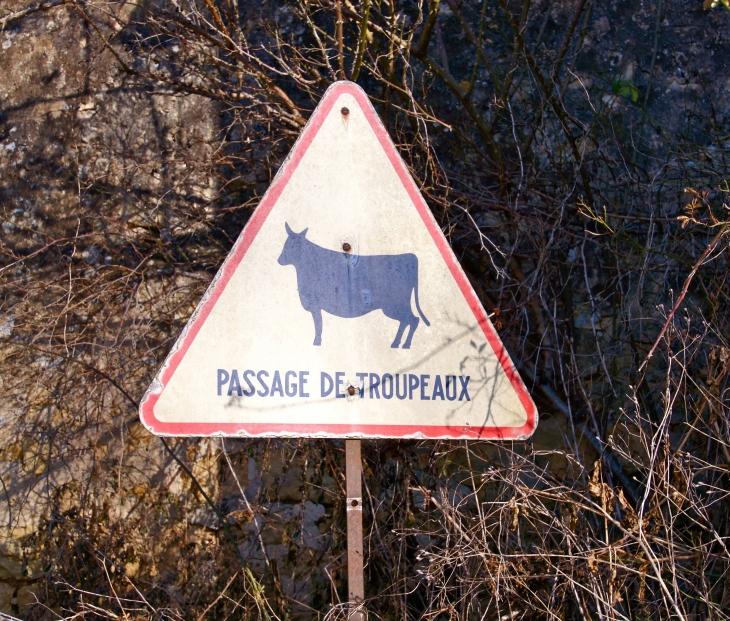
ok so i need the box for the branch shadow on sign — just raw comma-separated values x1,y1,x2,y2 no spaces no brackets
219,314,528,437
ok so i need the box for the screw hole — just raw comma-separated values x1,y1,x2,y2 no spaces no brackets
347,385,357,396
341,106,350,116
351,499,358,507
342,242,352,253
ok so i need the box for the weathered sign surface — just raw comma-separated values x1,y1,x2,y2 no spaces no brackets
140,81,537,439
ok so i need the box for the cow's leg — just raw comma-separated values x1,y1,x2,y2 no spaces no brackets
387,305,418,349
402,316,420,349
311,308,323,346
391,321,407,349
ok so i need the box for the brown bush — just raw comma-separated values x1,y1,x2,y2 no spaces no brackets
0,0,729,619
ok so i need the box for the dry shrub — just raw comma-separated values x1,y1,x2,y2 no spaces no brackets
1,0,729,619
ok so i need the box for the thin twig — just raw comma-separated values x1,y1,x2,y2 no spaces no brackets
351,0,371,81
0,0,67,28
336,0,345,79
639,223,730,371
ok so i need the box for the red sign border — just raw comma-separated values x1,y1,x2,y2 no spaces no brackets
139,81,537,440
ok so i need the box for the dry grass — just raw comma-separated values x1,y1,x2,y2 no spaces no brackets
1,0,729,619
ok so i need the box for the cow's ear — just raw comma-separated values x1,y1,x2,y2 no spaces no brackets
285,222,294,236
300,227,308,238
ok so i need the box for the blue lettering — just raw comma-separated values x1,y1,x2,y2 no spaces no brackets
395,374,407,400
242,370,255,397
355,373,368,398
270,371,284,397
446,375,457,401
408,374,419,399
227,369,242,396
321,372,334,397
220,369,453,400
336,372,346,398
382,373,393,399
369,373,381,399
299,371,310,397
420,375,430,400
284,371,297,397
217,369,229,396
256,371,269,397
458,376,471,401
432,375,445,400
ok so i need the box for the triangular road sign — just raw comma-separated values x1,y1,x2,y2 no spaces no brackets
140,82,537,440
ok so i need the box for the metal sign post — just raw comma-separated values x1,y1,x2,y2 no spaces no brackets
345,439,365,620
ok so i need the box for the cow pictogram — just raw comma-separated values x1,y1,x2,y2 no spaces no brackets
278,223,430,348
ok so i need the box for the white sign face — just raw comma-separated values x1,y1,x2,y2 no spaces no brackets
140,82,537,439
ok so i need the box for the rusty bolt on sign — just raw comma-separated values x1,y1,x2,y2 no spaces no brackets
347,385,358,396
342,242,352,253
341,106,350,116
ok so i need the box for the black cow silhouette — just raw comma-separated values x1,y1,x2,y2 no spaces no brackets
277,223,430,349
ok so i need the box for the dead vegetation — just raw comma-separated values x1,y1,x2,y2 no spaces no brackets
1,0,729,619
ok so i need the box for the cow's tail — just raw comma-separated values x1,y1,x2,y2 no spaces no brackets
413,276,430,327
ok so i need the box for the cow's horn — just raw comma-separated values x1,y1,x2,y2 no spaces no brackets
285,222,294,236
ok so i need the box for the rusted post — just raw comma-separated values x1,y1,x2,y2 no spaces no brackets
345,439,365,620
